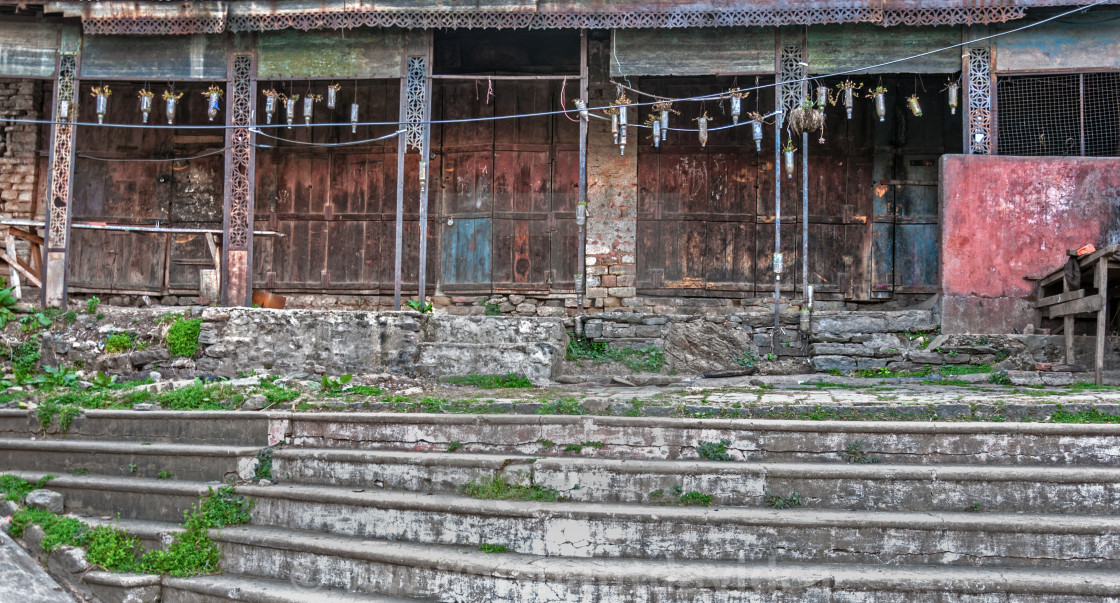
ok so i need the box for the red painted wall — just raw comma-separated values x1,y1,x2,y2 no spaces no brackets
940,154,1120,333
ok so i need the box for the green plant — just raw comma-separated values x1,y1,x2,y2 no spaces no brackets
0,284,21,328
346,385,382,396
447,373,533,389
536,398,587,415
764,492,803,509
566,334,609,361
462,474,559,502
86,297,101,314
537,439,556,448
483,301,501,316
567,336,668,372
405,299,433,313
695,439,733,462
837,441,879,464
969,503,982,512
156,383,243,411
19,311,52,333
104,332,134,354
765,353,776,361
563,441,605,453
1,474,54,502
254,448,273,481
157,470,172,480
166,317,203,357
939,364,992,376
40,365,79,389
988,371,1012,385
320,373,354,395
1048,405,1120,424
734,349,758,368
129,464,138,473
479,542,509,553
10,339,40,380
447,441,462,453
677,491,713,507
72,467,89,476
63,311,76,324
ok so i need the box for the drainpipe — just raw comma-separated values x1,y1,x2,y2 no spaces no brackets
772,84,783,353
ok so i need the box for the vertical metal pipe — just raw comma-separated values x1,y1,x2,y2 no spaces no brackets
773,80,782,352
393,58,407,310
802,130,809,298
576,30,589,321
417,42,433,308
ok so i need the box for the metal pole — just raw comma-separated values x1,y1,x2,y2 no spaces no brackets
802,130,809,297
576,30,588,321
773,81,782,353
417,53,433,308
393,59,407,310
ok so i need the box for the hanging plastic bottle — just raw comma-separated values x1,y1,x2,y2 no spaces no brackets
697,115,708,148
58,98,71,122
652,120,661,148
947,83,960,115
327,84,340,110
730,95,741,124
783,141,795,178
303,94,320,125
660,110,669,141
92,86,111,125
264,90,280,124
751,119,763,152
611,113,618,144
204,85,222,122
871,87,887,122
285,94,298,129
843,87,855,119
618,105,628,154
907,94,923,117
138,89,154,124
350,102,360,134
816,85,829,110
162,90,182,125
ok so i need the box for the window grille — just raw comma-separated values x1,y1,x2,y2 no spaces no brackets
996,72,1120,157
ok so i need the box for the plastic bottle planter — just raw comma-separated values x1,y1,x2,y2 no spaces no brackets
730,95,741,124
350,102,360,133
697,115,709,148
751,120,763,152
162,91,182,125
618,105,628,155
660,110,669,141
843,88,855,119
816,86,829,112
285,95,299,129
871,89,887,122
91,86,111,125
947,83,960,115
138,90,154,124
611,113,618,144
303,94,321,125
327,84,340,110
907,95,923,117
263,90,280,124
203,86,223,122
58,99,71,122
783,144,795,178
773,252,784,275
652,120,661,148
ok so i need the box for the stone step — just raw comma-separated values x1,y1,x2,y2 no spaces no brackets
36,474,1120,569
0,439,259,482
286,413,1120,466
0,409,271,446
162,574,414,602
272,447,1120,514
96,517,1120,603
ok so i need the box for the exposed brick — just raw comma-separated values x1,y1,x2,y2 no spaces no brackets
607,287,636,298
600,274,617,288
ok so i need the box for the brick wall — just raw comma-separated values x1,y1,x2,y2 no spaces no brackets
0,78,43,280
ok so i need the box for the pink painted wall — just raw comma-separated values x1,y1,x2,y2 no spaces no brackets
940,155,1120,333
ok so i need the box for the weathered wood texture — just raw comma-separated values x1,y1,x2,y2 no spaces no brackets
67,82,224,295
81,35,226,80
994,11,1120,72
252,79,412,292
807,24,961,74
0,21,58,78
432,79,579,294
611,28,775,76
258,29,403,79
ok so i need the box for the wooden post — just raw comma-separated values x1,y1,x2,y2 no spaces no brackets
5,234,21,300
1064,261,1075,366
1096,258,1109,385
221,51,257,307
43,36,81,309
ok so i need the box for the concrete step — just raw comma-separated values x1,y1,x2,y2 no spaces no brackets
97,517,1120,603
0,439,259,482
273,447,1120,514
0,409,271,446
162,574,418,602
287,412,1120,465
35,474,1120,569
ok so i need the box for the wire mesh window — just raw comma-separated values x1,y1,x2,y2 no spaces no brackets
997,72,1120,156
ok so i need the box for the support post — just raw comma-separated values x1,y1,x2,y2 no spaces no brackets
221,52,257,307
393,54,408,310
965,46,993,155
802,130,809,298
400,45,430,308
43,37,80,309
576,29,588,319
1096,259,1108,385
775,40,804,351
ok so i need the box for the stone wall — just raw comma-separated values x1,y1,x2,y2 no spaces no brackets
0,78,42,281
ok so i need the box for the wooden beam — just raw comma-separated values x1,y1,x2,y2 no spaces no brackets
8,227,43,245
1078,243,1120,268
1050,295,1102,318
1097,259,1109,386
1036,289,1086,308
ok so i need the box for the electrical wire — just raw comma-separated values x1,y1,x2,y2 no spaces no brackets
0,0,1107,133
250,127,405,146
76,148,227,162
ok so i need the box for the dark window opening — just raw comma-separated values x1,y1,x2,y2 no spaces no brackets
433,29,580,75
997,72,1120,157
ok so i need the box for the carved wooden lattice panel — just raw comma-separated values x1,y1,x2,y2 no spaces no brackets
967,47,992,155
405,56,427,152
46,53,77,251
226,54,254,250
779,44,806,118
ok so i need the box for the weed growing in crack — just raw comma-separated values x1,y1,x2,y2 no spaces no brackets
462,474,559,502
479,542,510,553
837,441,880,464
764,492,803,509
695,439,733,462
